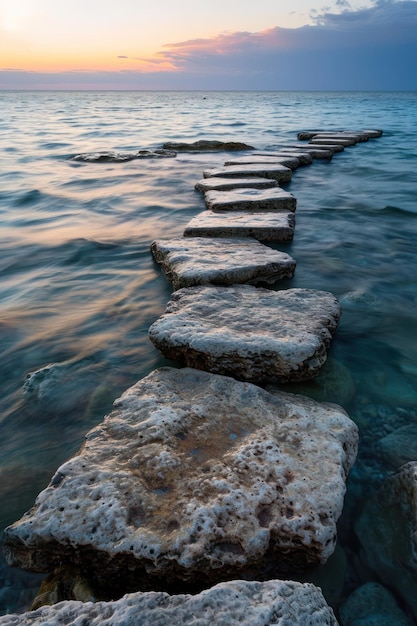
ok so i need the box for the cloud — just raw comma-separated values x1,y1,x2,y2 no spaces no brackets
1,0,416,90
117,55,129,59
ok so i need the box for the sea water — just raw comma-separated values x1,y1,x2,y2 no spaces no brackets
0,91,416,616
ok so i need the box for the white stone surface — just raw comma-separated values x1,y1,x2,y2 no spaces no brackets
224,155,300,170
4,367,357,589
183,210,295,241
0,579,338,626
203,163,292,183
151,237,296,289
149,285,341,382
204,188,296,212
195,177,278,192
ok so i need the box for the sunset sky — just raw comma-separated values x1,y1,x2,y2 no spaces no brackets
1,0,416,90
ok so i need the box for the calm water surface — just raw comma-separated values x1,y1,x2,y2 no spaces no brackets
0,91,416,616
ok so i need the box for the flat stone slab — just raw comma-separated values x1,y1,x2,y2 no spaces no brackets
297,130,382,140
149,286,341,383
195,177,278,192
183,210,295,241
256,151,313,165
203,163,292,183
151,237,296,289
308,139,349,149
204,187,297,212
279,145,334,159
224,155,300,170
163,140,255,151
0,579,338,626
4,367,357,593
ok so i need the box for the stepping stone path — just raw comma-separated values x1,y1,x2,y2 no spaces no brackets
4,368,358,592
0,580,338,626
151,237,296,290
2,128,382,623
149,286,341,383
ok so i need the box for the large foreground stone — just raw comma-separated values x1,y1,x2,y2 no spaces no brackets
4,367,357,595
204,188,296,212
195,177,278,192
355,462,417,621
203,163,292,183
151,237,296,289
0,580,338,626
184,210,295,241
149,286,341,382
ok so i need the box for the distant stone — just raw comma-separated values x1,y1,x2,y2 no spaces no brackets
282,145,334,159
195,177,278,192
256,151,313,165
151,237,296,289
0,579,338,626
203,163,292,183
360,129,383,138
183,209,295,241
149,286,341,383
308,139,349,149
4,367,357,594
340,582,413,626
204,187,297,212
297,130,382,140
309,136,356,146
224,155,300,170
355,461,417,621
311,133,366,143
162,140,254,151
72,149,176,162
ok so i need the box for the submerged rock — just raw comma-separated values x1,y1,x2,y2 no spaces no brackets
149,286,341,383
0,579,338,626
151,237,296,290
4,367,357,594
355,462,417,621
339,582,413,626
162,140,254,151
71,149,176,162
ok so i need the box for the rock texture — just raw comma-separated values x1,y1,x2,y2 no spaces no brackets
151,237,296,290
355,462,417,621
203,163,292,183
148,286,341,383
183,210,295,241
224,155,301,170
204,188,297,212
163,140,254,151
256,151,313,165
195,177,278,192
339,582,413,626
0,579,338,626
4,367,357,594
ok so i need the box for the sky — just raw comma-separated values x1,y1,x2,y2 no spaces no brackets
0,0,416,90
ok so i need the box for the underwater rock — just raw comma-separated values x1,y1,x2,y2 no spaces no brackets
203,163,292,183
149,286,341,383
195,176,278,192
355,462,417,621
378,424,417,470
204,187,297,212
162,140,254,151
151,237,296,290
71,149,177,162
339,582,413,626
0,579,338,626
4,368,357,593
183,209,295,242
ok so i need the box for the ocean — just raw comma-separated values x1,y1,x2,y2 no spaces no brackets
0,91,416,617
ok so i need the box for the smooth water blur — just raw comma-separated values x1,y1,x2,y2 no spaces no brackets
0,91,416,615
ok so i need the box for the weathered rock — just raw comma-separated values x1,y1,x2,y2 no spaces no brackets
0,579,338,626
195,177,278,192
297,130,382,140
224,155,300,170
162,140,254,151
30,566,97,610
151,237,296,290
355,462,417,621
339,582,413,626
149,286,341,383
184,209,295,241
4,367,357,594
203,163,292,183
281,145,334,159
204,188,296,212
307,140,347,150
309,137,356,146
378,424,417,469
310,133,365,143
256,151,313,165
71,149,176,162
